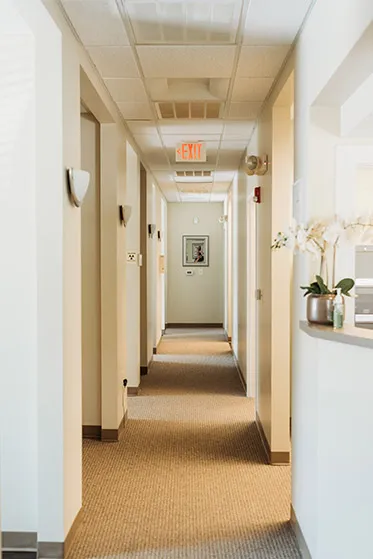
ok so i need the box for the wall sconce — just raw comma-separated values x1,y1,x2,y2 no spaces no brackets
148,224,156,238
218,215,228,224
67,168,90,207
157,230,162,242
245,154,269,176
119,205,132,227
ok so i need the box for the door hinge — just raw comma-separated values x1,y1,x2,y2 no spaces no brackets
255,289,262,301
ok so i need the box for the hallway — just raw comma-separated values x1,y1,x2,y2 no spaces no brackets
70,330,299,559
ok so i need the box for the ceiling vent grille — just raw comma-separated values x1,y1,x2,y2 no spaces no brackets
175,170,213,177
156,102,223,120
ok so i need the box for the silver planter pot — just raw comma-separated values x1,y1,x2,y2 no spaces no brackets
307,293,335,325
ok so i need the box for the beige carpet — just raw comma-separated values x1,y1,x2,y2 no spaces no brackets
69,329,300,559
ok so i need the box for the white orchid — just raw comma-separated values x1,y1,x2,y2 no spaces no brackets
322,218,345,246
272,215,373,290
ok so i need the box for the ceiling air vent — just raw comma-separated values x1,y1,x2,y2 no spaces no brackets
156,102,223,120
175,170,212,178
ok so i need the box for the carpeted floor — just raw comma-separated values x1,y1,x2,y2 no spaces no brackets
69,329,300,559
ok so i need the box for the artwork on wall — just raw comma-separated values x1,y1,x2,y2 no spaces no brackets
182,235,209,267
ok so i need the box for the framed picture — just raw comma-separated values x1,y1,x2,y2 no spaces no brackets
182,235,209,267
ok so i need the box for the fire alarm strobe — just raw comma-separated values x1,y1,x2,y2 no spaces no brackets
253,186,261,204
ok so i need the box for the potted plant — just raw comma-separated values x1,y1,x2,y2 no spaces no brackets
272,216,373,325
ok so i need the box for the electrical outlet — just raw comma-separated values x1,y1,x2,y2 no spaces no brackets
127,252,136,263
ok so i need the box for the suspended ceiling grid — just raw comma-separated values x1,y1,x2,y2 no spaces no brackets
61,0,312,202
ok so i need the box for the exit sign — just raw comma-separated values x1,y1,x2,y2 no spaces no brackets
176,142,206,162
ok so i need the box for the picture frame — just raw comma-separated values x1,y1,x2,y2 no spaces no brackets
182,235,209,267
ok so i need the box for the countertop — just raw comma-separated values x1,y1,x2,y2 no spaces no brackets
300,320,373,349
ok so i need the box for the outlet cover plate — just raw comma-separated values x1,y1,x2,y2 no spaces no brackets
127,252,136,263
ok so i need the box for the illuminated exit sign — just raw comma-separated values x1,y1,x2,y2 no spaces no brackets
176,142,206,162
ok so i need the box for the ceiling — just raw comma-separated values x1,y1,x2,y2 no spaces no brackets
61,0,313,202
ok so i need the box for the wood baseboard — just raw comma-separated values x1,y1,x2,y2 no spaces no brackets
2,532,37,559
290,506,312,559
127,386,141,396
2,512,83,559
101,410,128,442
231,351,247,393
82,425,101,440
255,412,290,465
165,323,223,328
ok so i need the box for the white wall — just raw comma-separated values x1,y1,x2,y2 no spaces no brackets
0,0,66,543
231,170,249,385
146,178,165,353
290,1,373,555
125,143,140,387
81,114,101,427
167,203,224,324
0,11,38,534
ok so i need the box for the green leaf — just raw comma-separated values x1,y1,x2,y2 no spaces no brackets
316,275,331,294
300,281,322,295
335,277,355,296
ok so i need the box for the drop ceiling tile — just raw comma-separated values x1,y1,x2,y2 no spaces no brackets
161,134,222,148
214,170,236,182
223,121,255,140
171,148,218,167
62,0,129,46
210,192,227,202
105,78,148,102
134,134,163,151
117,102,153,120
127,121,158,135
147,77,230,102
136,46,236,78
231,77,274,102
159,120,224,135
162,189,180,202
237,46,289,78
220,140,248,151
212,181,232,193
87,47,139,78
162,136,220,150
126,1,242,45
243,0,312,45
145,150,170,170
228,102,261,120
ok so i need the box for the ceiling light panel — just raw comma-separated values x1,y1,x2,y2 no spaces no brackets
136,46,236,78
243,0,313,45
87,46,139,78
61,0,129,46
237,46,289,78
125,1,242,45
